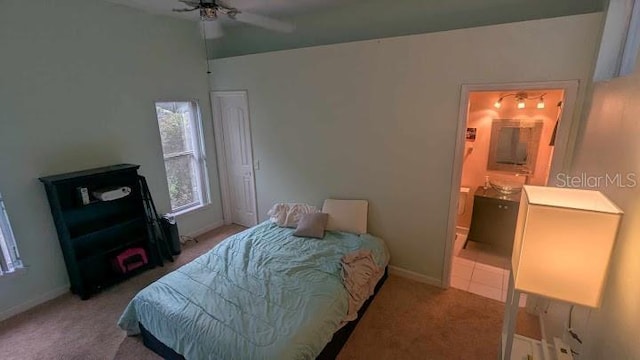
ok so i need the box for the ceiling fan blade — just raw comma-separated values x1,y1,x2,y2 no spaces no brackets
216,0,233,8
173,7,199,12
201,20,224,39
179,0,202,6
233,12,295,33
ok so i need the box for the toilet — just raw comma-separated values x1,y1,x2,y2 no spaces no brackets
458,187,470,215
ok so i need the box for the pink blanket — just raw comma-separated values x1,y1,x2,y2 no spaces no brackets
341,249,385,322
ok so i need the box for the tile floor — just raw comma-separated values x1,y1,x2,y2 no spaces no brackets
450,232,527,307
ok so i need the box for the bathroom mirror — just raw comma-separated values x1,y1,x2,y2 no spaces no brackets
487,119,543,174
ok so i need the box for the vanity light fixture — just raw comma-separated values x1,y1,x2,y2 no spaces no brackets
494,92,547,110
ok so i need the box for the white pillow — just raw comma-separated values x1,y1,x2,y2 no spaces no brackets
267,203,317,228
322,199,368,235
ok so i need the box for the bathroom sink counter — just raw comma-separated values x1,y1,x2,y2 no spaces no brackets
474,186,521,203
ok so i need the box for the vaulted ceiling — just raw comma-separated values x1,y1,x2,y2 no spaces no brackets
102,0,604,59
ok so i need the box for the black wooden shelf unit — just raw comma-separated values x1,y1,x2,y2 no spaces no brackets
40,164,157,299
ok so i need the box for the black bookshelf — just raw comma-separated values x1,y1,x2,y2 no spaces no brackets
40,164,157,299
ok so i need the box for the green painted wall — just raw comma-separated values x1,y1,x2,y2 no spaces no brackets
210,14,603,280
0,0,222,318
209,0,603,59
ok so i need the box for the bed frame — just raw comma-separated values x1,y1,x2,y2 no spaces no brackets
139,268,388,360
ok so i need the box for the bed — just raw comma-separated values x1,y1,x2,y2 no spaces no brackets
118,219,389,360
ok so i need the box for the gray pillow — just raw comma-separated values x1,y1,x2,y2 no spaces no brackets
293,213,329,239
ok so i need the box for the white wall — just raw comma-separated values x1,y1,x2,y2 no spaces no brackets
0,0,223,319
211,14,603,282
567,56,640,359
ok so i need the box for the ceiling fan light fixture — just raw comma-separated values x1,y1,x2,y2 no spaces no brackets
200,7,218,19
175,0,295,36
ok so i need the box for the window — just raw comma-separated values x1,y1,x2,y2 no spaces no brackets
620,0,640,76
155,101,210,213
594,0,640,80
0,194,22,275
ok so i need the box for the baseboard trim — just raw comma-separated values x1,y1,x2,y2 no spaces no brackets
183,220,224,239
389,266,443,288
0,285,69,322
0,221,227,322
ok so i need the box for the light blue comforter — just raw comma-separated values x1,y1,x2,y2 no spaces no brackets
118,221,389,360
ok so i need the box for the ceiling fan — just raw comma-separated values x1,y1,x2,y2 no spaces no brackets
173,0,295,39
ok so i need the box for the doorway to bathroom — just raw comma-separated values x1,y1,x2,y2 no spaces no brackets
443,81,580,303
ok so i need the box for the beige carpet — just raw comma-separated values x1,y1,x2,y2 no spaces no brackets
337,275,539,360
0,225,245,360
0,225,539,360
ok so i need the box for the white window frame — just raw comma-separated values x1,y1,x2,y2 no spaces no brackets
594,0,640,81
0,193,22,275
620,0,640,76
155,100,211,215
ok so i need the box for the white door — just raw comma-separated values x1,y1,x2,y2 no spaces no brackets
211,91,257,227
